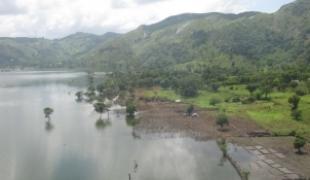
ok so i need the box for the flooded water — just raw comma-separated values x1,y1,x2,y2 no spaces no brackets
0,71,240,180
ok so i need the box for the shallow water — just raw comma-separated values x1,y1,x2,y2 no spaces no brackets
0,71,240,180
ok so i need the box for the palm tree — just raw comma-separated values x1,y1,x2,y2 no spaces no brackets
43,107,54,122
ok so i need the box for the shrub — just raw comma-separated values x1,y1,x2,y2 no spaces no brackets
180,86,198,97
187,105,194,116
216,113,229,129
246,84,258,95
209,97,222,106
289,80,299,89
295,84,308,96
255,92,263,100
294,136,306,154
210,83,220,92
288,95,300,110
126,100,137,118
231,96,241,103
241,96,256,104
291,110,302,121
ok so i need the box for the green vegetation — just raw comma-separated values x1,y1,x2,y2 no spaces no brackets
126,100,137,118
294,136,306,154
187,105,194,116
43,107,54,121
94,102,110,120
1,0,310,72
2,0,309,141
216,113,229,129
143,85,310,139
288,95,300,111
75,91,83,102
217,138,227,157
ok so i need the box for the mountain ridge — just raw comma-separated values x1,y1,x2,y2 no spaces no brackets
0,0,309,70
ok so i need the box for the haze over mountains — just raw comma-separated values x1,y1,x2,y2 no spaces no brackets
0,0,309,70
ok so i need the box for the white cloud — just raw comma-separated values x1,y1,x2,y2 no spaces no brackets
0,0,284,39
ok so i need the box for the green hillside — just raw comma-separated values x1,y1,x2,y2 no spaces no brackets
0,0,309,70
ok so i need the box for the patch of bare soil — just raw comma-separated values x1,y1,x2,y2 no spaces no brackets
135,101,265,140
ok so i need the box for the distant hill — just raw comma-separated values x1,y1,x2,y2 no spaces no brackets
0,0,309,70
0,32,119,68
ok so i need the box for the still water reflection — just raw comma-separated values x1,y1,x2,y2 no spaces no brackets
0,71,240,180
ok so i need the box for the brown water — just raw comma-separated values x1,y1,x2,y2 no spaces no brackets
0,71,240,180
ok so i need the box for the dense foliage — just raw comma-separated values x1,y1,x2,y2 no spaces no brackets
1,0,309,72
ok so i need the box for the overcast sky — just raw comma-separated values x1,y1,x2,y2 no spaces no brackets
0,0,295,39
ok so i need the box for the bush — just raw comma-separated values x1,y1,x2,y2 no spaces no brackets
289,80,299,89
216,113,229,128
180,86,198,97
241,96,256,104
210,83,220,92
294,136,306,154
255,92,263,100
209,97,222,106
246,84,258,94
288,95,300,110
295,84,308,96
291,110,302,121
231,96,241,103
126,100,137,118
187,105,194,116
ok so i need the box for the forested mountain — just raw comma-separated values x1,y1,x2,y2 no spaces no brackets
0,32,119,68
0,0,309,70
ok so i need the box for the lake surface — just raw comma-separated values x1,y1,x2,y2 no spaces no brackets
0,71,240,180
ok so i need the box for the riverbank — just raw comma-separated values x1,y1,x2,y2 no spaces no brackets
134,88,310,179
139,86,310,140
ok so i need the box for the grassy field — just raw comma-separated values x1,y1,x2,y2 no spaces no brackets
143,86,310,139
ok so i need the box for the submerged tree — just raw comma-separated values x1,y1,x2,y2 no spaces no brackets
126,100,137,118
75,91,83,102
43,107,54,122
45,121,54,132
95,118,111,130
94,102,110,120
